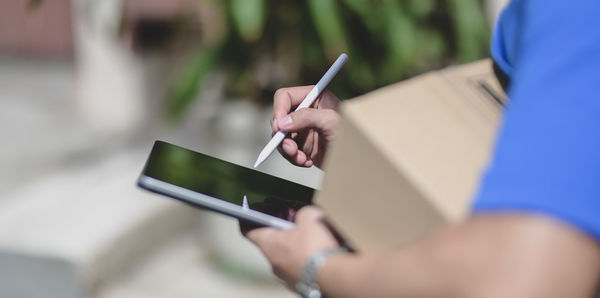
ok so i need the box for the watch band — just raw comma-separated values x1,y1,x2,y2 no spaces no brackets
295,246,349,298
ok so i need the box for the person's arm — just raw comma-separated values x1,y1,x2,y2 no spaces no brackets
319,214,600,298
248,209,600,298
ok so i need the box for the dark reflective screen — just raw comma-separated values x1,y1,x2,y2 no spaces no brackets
142,141,314,220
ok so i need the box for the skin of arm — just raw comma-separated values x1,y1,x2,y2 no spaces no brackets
247,208,600,298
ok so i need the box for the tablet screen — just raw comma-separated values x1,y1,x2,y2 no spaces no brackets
141,141,314,221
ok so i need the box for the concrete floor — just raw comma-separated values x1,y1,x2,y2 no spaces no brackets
96,232,296,298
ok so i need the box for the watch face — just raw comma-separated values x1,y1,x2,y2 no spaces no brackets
308,289,322,298
296,247,351,298
296,283,321,298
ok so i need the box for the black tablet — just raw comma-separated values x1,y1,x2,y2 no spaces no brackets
137,141,314,229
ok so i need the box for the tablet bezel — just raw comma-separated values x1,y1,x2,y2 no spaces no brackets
138,175,295,229
137,141,312,230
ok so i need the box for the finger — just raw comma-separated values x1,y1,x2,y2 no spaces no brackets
315,89,341,110
281,138,298,158
282,138,309,166
304,159,313,167
270,117,277,133
239,220,262,236
293,150,308,166
278,108,339,135
279,138,311,168
246,227,278,246
295,206,326,225
272,86,316,127
278,138,300,166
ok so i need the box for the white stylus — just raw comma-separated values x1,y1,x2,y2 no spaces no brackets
242,195,249,211
253,53,348,168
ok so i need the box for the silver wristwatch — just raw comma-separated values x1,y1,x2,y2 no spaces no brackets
295,246,349,298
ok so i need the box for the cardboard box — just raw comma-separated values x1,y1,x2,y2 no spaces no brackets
314,59,506,252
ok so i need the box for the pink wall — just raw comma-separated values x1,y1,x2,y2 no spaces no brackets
0,0,73,57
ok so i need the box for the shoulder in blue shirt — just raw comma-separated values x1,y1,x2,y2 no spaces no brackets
472,0,600,241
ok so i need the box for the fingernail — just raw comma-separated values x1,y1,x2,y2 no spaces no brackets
283,142,292,152
280,115,293,127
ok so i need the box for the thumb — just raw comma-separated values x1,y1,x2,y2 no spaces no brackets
294,206,326,225
277,108,339,134
246,227,278,247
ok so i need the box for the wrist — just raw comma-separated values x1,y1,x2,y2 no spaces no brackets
295,246,350,298
315,252,357,298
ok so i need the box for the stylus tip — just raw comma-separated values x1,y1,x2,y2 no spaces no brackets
253,150,268,168
243,195,250,210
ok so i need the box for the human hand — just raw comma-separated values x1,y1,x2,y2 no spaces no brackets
271,86,341,168
238,197,309,235
245,206,339,287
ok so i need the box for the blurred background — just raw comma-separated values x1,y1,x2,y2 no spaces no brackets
0,0,506,297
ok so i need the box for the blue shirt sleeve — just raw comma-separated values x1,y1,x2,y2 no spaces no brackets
472,0,600,241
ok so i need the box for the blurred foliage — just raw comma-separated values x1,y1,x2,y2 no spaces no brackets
169,0,490,119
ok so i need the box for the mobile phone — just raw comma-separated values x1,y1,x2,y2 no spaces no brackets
137,141,314,229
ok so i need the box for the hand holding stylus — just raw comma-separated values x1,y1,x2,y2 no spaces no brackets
254,53,347,168
271,87,341,168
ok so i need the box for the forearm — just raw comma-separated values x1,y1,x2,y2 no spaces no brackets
317,214,600,298
318,245,452,298
318,224,467,298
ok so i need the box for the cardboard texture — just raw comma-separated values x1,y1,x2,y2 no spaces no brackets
314,59,506,252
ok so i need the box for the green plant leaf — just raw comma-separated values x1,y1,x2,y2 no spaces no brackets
347,56,375,91
340,0,383,32
229,0,266,42
168,48,220,119
408,0,435,18
415,29,445,69
340,0,370,18
167,0,491,120
307,0,349,58
380,1,417,81
448,0,489,62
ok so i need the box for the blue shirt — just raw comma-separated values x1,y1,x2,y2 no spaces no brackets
471,0,600,241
